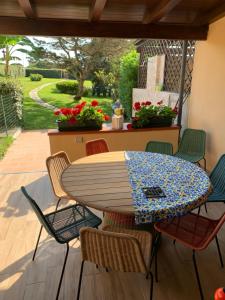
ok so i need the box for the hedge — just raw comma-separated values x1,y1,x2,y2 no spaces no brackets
56,81,79,94
25,68,68,79
30,73,43,81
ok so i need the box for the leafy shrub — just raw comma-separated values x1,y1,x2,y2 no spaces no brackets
82,87,93,97
56,81,79,95
0,78,23,121
30,73,43,81
26,68,67,79
119,50,139,120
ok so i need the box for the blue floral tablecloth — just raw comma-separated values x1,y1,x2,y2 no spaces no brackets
124,151,211,224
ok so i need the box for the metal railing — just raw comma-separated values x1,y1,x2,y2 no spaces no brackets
0,94,20,136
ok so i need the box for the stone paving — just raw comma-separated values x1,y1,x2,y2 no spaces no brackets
29,82,57,110
0,130,50,174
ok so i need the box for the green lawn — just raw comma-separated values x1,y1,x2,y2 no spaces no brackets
19,77,113,130
0,136,14,160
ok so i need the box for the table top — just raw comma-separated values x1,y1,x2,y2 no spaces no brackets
61,151,211,224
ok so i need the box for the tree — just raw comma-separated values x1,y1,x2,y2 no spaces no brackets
0,36,24,76
119,50,139,119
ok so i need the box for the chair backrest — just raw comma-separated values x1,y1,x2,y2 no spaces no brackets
178,128,206,155
210,154,225,194
46,151,71,198
80,227,147,274
21,186,55,237
145,140,173,155
85,139,109,156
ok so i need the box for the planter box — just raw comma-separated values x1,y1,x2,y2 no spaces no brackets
57,120,102,131
132,117,173,129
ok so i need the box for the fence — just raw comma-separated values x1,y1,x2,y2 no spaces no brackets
0,94,20,136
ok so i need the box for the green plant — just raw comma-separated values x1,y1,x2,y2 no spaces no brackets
82,87,93,97
54,100,110,129
30,73,43,81
26,68,67,78
56,81,79,94
0,136,14,159
132,100,177,128
119,50,139,120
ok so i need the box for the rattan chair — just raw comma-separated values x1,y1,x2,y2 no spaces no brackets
86,138,109,156
155,212,225,300
145,141,173,155
174,128,206,170
21,186,102,300
77,226,154,300
46,151,71,210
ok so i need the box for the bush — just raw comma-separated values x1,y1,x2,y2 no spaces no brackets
0,78,23,121
56,81,79,95
119,50,139,120
30,73,43,81
26,68,67,79
82,87,93,97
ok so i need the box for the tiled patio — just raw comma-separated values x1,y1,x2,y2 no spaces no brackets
0,130,225,300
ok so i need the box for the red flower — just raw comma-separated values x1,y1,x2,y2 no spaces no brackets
173,107,178,114
141,102,146,106
157,100,163,105
145,101,152,106
68,117,77,125
54,110,60,116
60,108,71,116
104,115,110,121
71,108,81,116
134,102,141,111
91,100,98,107
127,123,132,130
80,101,86,107
97,109,103,113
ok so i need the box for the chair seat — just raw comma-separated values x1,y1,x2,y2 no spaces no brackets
103,225,152,268
45,204,102,244
174,152,203,163
154,213,219,250
208,189,225,202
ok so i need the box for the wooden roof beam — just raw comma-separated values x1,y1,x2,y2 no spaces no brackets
17,0,36,18
194,2,225,26
89,0,107,22
0,17,208,40
143,0,182,24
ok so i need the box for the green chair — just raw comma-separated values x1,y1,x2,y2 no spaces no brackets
207,154,225,203
21,186,102,300
174,128,206,170
145,140,173,155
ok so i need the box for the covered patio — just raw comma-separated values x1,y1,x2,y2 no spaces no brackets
1,1,225,300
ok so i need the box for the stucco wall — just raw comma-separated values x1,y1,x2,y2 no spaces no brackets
188,16,225,170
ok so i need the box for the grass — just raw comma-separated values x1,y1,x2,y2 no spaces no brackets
0,136,14,160
19,77,112,130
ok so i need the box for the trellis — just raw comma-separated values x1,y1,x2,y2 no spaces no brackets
136,39,195,103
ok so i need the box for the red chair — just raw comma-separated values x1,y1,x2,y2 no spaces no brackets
154,212,225,300
85,138,109,156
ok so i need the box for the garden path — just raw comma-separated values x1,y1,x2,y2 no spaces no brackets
29,82,58,110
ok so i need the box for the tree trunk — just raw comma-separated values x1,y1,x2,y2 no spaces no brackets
4,46,9,77
76,75,84,100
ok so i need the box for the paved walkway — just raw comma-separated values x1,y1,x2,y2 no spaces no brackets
29,82,57,110
0,130,50,174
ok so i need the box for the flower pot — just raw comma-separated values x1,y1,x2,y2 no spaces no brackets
132,116,173,129
57,120,102,131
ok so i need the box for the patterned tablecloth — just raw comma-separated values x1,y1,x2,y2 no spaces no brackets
125,151,211,224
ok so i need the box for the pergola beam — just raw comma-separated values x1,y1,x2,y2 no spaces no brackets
89,0,107,22
17,0,36,18
143,0,182,24
194,2,225,25
0,17,208,40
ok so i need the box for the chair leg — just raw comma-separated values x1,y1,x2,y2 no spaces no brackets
204,203,208,213
76,260,85,300
173,239,176,245
55,197,61,211
203,158,207,171
215,236,224,268
32,225,43,261
56,243,70,300
192,250,204,300
149,271,154,300
155,247,158,283
197,206,201,215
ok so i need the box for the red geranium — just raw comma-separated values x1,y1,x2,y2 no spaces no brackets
80,101,86,107
54,110,60,116
157,100,163,105
145,101,152,106
127,123,132,130
71,108,81,116
60,107,71,116
97,109,103,113
104,115,110,121
134,102,141,111
91,100,98,107
141,102,146,106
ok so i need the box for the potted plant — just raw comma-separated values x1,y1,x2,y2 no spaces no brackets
54,100,110,131
131,100,178,129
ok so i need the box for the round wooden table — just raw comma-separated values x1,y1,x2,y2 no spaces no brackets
61,151,211,226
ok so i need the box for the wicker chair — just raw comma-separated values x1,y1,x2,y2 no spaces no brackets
46,151,71,210
21,186,102,300
86,138,109,156
155,212,225,300
145,141,173,155
77,226,154,300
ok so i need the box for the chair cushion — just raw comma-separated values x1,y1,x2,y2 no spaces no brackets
155,213,219,250
45,204,102,243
